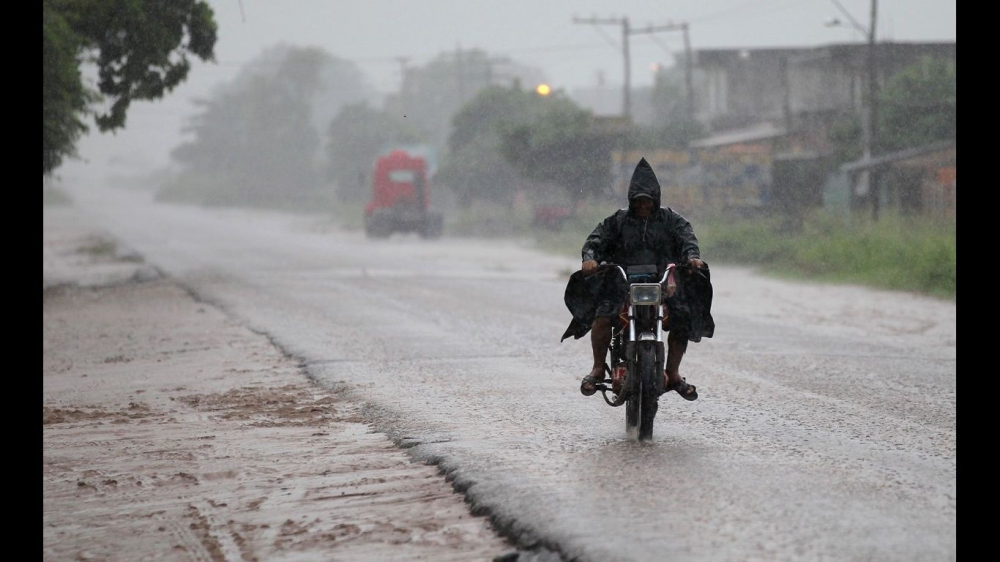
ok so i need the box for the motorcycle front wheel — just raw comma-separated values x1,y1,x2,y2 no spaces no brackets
625,343,659,441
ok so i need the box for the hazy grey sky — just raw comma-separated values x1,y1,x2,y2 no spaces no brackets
209,0,955,91
57,0,955,182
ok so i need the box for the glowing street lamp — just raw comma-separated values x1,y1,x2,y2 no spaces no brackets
535,83,552,96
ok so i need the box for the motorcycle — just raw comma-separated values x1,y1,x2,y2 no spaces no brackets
590,262,679,441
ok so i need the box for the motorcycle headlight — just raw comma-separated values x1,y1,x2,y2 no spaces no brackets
630,283,661,305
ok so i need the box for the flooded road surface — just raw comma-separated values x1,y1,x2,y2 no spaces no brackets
68,183,956,561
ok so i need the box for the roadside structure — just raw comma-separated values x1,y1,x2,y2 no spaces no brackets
601,41,954,220
611,123,784,217
840,140,955,219
690,41,955,140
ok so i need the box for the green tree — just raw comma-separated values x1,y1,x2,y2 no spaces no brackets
161,47,338,209
436,85,610,206
42,0,217,175
877,57,955,153
828,56,956,163
43,3,90,174
497,93,610,200
435,85,533,206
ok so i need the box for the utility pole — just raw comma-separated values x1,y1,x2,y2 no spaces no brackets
780,57,792,133
681,23,695,119
866,0,880,221
456,43,466,104
574,16,695,120
394,56,410,93
622,18,631,118
394,56,411,118
829,0,880,220
484,55,511,86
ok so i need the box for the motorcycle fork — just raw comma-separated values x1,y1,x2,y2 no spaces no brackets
624,307,667,396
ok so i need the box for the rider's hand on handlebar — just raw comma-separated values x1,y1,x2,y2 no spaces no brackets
582,260,599,274
686,257,704,272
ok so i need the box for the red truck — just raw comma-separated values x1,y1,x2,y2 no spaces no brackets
364,150,443,238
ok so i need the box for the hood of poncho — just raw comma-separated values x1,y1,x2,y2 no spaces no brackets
627,157,662,211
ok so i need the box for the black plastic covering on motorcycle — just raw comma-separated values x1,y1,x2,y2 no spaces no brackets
560,264,715,343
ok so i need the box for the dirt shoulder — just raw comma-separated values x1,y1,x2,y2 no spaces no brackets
43,207,513,561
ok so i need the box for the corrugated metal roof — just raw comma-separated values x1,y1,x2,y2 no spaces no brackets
689,123,786,148
840,140,955,173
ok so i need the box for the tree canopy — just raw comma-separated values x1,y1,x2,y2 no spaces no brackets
497,93,609,199
43,2,90,175
160,47,355,209
877,57,955,153
42,0,217,175
434,86,530,206
435,85,611,206
828,56,956,163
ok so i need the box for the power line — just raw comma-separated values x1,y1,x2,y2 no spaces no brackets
645,34,674,56
689,0,787,23
828,0,870,35
201,41,623,71
589,26,622,51
630,22,695,118
504,42,612,54
573,16,696,119
694,0,803,26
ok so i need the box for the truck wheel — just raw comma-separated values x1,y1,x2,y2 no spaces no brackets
419,214,443,239
365,217,390,238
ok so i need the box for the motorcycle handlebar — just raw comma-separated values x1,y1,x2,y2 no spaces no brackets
592,262,686,284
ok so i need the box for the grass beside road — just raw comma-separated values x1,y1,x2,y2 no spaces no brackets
533,204,956,300
698,210,956,299
332,195,955,300
333,199,365,231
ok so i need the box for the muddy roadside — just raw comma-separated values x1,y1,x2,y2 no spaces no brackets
43,206,517,561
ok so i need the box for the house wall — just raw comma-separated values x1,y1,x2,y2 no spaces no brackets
692,42,955,130
787,63,857,114
695,142,773,212
847,146,955,218
612,141,773,216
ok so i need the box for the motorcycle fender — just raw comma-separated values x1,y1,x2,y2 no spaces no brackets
624,341,637,393
655,341,665,394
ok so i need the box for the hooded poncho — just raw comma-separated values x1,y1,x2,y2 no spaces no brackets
561,158,715,342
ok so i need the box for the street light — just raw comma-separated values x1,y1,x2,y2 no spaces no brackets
535,83,552,96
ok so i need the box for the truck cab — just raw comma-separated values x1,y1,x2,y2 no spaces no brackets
364,150,442,238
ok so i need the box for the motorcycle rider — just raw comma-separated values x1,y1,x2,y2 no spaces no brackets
570,157,713,400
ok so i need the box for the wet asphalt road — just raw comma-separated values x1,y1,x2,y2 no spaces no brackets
66,184,956,561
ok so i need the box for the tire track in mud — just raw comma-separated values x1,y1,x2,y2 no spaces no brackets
185,502,242,562
43,271,514,561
